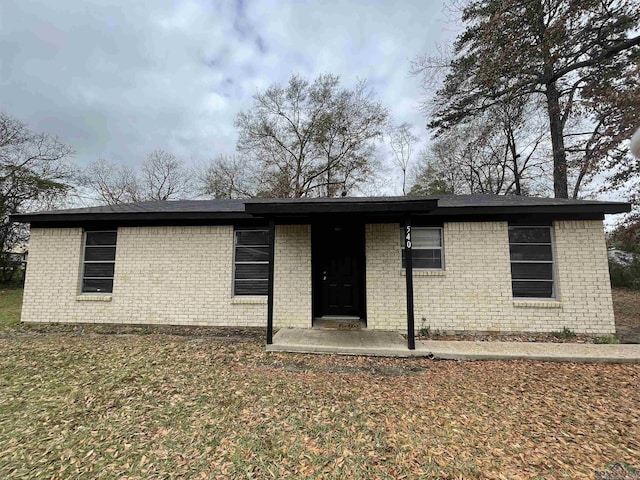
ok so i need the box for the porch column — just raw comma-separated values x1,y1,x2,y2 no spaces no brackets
403,217,416,350
266,218,276,345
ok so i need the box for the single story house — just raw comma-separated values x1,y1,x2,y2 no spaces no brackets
11,194,630,348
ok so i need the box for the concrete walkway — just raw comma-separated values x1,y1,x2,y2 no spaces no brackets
267,328,640,364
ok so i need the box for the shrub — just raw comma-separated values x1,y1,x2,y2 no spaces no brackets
551,327,576,339
593,335,620,344
609,257,640,290
419,326,431,337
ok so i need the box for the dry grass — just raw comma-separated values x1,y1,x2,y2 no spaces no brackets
0,288,639,478
0,331,639,479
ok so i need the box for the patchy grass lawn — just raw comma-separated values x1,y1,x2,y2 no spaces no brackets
0,331,638,479
0,287,23,329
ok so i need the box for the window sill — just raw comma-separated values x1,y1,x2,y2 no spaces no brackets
232,296,267,305
76,295,112,302
513,300,562,309
401,269,446,277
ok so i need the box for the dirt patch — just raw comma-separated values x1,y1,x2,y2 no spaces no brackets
416,331,595,343
0,323,267,342
267,358,431,376
613,288,640,343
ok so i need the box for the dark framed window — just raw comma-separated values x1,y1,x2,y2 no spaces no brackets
233,228,269,296
509,226,555,298
82,230,117,293
401,227,444,270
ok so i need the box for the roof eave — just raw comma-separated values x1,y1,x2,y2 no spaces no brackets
428,202,632,216
9,211,253,224
243,199,439,215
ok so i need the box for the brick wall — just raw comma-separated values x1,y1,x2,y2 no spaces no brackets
273,224,312,327
22,220,614,334
365,220,615,334
22,225,312,328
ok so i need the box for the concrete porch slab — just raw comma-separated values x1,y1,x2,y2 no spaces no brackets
267,328,420,357
267,328,640,363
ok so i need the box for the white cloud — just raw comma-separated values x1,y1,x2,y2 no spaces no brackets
1,0,451,190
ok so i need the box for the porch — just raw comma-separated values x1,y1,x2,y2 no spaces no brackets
244,197,440,350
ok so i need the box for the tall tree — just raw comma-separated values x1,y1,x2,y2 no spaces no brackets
82,150,193,204
411,99,548,196
235,74,388,198
414,0,640,198
195,155,258,199
139,150,193,201
388,123,418,195
0,112,75,281
82,158,138,205
580,60,640,201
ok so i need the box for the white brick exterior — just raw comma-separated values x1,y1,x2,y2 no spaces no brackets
22,219,615,334
22,225,311,328
365,220,615,334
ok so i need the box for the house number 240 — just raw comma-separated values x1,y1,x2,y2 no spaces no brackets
405,226,412,249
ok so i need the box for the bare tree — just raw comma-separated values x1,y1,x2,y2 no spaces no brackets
0,111,75,281
82,150,193,204
81,158,138,205
140,150,193,201
195,155,258,199
388,123,418,195
411,100,548,196
235,74,388,198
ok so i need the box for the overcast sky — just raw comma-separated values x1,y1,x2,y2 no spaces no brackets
1,0,457,193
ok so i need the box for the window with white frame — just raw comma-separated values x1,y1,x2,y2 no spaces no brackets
508,225,555,298
401,227,444,269
234,228,269,295
82,230,117,293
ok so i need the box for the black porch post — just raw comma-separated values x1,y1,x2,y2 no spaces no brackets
266,218,276,345
404,217,416,350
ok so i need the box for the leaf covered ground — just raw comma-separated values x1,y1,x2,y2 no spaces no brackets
0,329,639,479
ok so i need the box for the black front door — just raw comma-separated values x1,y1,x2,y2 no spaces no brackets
312,224,365,319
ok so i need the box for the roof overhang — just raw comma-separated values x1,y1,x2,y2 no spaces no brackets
9,211,254,224
244,198,439,216
8,196,631,227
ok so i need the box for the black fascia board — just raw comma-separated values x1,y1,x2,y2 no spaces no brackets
244,198,439,215
10,211,254,224
10,199,630,226
426,202,630,216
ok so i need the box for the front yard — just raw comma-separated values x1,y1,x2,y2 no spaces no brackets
0,289,639,479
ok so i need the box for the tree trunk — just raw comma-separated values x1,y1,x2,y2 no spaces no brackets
545,82,568,198
506,127,522,195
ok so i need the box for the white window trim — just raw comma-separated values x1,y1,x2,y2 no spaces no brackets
80,229,117,295
508,225,557,300
400,226,445,271
232,228,269,297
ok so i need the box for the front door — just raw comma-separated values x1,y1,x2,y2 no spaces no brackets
312,224,365,319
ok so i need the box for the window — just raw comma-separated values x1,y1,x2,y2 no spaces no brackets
234,229,270,295
508,226,555,298
82,230,117,294
401,227,444,270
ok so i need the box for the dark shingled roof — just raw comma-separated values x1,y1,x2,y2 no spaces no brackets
9,194,631,224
